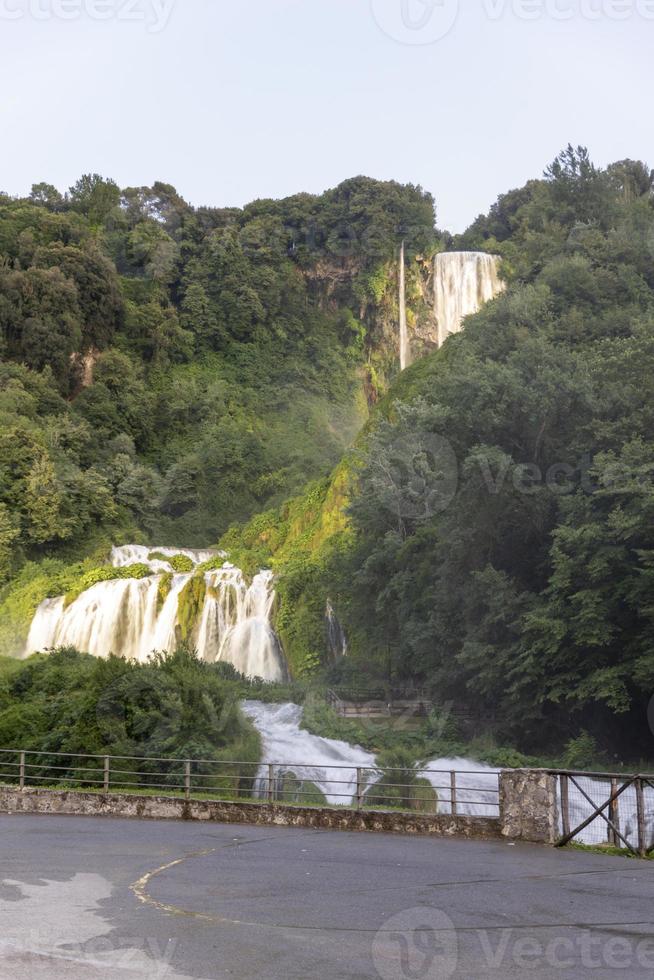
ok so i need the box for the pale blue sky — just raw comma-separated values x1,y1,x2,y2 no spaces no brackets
1,0,651,231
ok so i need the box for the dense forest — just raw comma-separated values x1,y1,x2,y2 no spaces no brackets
0,173,436,656
2,149,654,760
223,148,654,758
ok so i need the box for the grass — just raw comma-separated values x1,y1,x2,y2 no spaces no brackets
567,842,654,861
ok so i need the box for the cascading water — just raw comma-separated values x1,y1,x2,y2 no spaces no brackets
25,546,288,682
325,600,347,661
433,251,505,347
399,240,411,370
557,777,654,850
423,759,500,817
243,700,500,814
242,701,377,805
110,544,217,569
197,568,286,682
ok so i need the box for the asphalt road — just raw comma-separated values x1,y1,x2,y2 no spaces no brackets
1,815,653,979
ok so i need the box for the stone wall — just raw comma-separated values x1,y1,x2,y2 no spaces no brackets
499,769,559,844
0,771,562,844
0,786,503,839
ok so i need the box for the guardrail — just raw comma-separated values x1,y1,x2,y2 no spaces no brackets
552,769,654,857
0,749,500,817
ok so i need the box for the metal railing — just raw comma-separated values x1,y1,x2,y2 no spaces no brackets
553,770,654,857
0,749,500,818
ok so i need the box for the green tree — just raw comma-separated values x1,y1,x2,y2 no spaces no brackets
69,174,120,225
0,503,20,584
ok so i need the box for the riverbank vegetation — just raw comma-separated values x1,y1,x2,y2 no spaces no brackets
0,646,260,769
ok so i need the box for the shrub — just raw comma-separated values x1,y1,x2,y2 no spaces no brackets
177,575,207,644
64,563,154,607
149,552,195,573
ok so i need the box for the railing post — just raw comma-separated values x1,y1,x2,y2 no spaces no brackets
268,764,275,804
356,768,363,810
104,756,110,794
19,751,25,790
450,772,457,817
184,760,191,802
610,778,620,846
636,778,646,858
561,775,571,838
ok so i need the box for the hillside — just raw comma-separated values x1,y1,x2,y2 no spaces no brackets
3,149,654,760
222,149,654,757
0,174,437,654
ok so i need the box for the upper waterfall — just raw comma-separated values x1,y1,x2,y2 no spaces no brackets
433,252,504,347
399,241,410,370
25,546,288,683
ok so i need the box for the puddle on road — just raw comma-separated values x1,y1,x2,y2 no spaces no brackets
0,873,196,979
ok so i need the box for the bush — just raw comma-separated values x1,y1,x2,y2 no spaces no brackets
64,563,154,607
0,646,261,783
149,552,195,573
563,732,604,771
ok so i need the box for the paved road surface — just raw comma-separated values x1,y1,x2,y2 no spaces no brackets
1,815,653,978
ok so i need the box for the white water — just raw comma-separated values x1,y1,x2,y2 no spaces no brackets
243,701,500,814
557,776,654,850
198,568,286,682
110,544,219,570
433,251,505,347
399,240,411,370
423,759,500,817
243,701,377,805
325,600,347,660
25,546,287,682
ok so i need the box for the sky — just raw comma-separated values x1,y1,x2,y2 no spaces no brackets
0,0,652,232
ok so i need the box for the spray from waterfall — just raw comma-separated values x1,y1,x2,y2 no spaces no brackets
399,241,411,371
25,546,288,682
433,252,504,347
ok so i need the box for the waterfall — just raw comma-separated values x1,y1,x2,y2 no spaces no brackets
242,701,377,805
243,700,501,814
25,547,288,683
422,759,500,817
325,600,347,660
556,778,654,850
197,568,286,682
433,251,505,347
110,544,217,569
399,241,411,370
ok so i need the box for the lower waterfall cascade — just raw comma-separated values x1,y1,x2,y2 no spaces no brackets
25,545,288,682
433,251,505,347
243,701,500,814
243,701,377,806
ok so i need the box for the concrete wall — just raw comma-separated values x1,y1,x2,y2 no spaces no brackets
0,786,502,839
500,769,559,844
